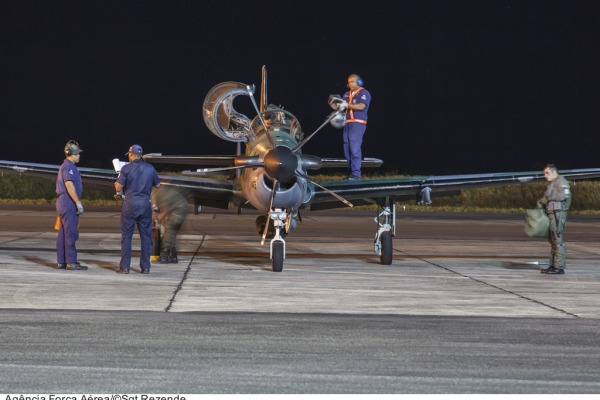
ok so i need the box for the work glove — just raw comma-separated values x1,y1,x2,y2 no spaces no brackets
76,201,84,215
536,198,547,209
328,96,348,111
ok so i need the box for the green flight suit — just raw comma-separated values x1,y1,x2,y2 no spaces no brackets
151,186,189,261
538,175,571,269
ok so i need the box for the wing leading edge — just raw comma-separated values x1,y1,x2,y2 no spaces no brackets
0,159,235,209
309,168,600,210
3,159,600,212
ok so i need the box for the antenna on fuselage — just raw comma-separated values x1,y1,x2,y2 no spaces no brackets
260,65,267,114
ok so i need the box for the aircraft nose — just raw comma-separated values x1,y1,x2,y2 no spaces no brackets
264,146,298,182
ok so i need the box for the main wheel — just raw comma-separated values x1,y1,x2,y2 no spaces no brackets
379,231,393,265
272,241,284,272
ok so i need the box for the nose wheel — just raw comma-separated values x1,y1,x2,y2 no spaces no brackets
378,231,393,265
374,198,395,265
271,240,284,272
265,208,288,272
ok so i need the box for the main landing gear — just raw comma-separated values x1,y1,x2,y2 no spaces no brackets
374,198,396,265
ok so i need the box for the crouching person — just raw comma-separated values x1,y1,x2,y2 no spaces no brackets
151,186,189,263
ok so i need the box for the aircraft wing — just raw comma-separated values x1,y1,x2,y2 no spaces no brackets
320,157,383,168
142,154,384,169
0,159,235,209
309,168,600,210
142,154,238,166
0,160,119,191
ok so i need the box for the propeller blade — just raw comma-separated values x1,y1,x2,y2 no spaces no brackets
299,154,322,170
293,110,344,153
182,165,245,174
296,171,354,208
261,179,279,245
181,156,264,175
248,90,276,149
234,155,263,168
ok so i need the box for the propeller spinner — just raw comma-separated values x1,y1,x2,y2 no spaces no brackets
264,146,298,182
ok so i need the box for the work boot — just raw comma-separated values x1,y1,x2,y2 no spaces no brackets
66,262,88,270
546,268,565,275
169,247,178,264
57,263,67,269
540,267,565,275
159,250,170,264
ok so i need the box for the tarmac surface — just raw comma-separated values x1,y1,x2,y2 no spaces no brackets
1,203,600,393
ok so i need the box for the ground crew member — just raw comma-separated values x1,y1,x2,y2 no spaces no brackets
537,164,571,275
151,185,189,263
114,144,160,274
417,186,433,206
55,140,88,270
342,74,371,180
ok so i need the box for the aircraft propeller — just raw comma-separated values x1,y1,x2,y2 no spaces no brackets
192,107,354,209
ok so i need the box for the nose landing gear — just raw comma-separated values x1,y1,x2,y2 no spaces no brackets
262,208,289,272
374,198,395,265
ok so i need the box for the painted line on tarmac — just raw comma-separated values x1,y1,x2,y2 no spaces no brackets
397,248,580,318
165,235,206,312
0,232,44,246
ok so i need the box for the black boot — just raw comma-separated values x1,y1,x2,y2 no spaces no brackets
66,262,88,270
169,247,178,264
541,266,565,275
159,249,170,264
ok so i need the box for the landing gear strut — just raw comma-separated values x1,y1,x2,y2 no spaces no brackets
374,197,395,265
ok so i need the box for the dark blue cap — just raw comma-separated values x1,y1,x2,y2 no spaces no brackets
125,144,143,155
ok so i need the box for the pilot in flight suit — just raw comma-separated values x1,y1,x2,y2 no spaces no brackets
537,164,571,275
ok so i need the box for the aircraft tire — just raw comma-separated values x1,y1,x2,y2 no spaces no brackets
380,231,393,265
272,241,284,272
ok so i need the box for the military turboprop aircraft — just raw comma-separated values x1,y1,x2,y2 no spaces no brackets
2,66,600,272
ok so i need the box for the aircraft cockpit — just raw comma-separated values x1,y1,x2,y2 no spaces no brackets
251,105,303,142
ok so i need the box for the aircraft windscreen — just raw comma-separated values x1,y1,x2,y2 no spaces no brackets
251,107,303,142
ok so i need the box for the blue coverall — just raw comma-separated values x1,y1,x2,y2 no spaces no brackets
116,159,160,271
56,159,83,264
342,87,371,178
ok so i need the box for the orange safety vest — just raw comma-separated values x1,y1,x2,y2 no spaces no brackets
347,87,367,125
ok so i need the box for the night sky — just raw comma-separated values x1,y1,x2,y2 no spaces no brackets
2,1,599,175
